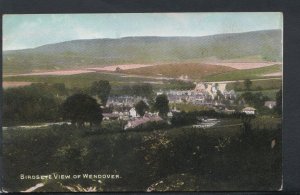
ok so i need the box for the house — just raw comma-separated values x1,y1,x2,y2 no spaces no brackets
242,107,256,115
224,108,236,114
129,107,138,118
218,83,227,94
156,90,163,96
264,101,276,109
192,118,219,129
102,113,119,121
167,112,173,118
124,116,163,130
194,83,206,93
223,90,236,99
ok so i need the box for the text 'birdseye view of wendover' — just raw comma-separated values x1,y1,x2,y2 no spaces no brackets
2,13,282,192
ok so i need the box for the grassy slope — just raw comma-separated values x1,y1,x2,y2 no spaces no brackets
3,72,158,89
236,89,279,100
204,64,282,81
4,69,282,91
2,116,281,191
122,63,236,79
226,79,282,91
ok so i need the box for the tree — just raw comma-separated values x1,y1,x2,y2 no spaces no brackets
275,89,282,115
3,84,61,126
154,94,169,117
244,79,252,91
232,81,240,91
135,100,149,117
62,94,103,127
240,114,255,140
131,84,154,98
115,67,122,72
216,90,224,101
240,91,269,110
90,80,111,105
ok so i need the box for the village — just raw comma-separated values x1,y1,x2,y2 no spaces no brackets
101,82,277,130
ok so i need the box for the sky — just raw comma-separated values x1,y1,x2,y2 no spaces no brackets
3,13,283,51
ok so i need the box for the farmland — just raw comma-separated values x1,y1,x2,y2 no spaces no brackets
122,63,236,79
204,64,282,81
226,78,282,91
3,72,160,89
205,62,280,70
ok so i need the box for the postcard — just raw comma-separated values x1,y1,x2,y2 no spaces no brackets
2,13,283,192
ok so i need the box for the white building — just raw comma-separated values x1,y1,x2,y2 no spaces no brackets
242,107,256,115
167,112,173,118
264,101,276,109
194,83,206,93
129,108,138,118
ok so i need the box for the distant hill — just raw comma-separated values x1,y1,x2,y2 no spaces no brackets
3,29,282,74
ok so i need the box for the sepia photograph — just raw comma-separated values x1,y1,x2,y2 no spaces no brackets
2,13,283,192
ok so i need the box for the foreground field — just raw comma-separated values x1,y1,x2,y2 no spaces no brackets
2,115,281,192
2,116,282,192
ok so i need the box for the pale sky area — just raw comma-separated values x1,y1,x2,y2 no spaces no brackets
3,13,283,51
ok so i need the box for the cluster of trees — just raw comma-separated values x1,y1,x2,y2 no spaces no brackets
3,81,111,127
240,92,270,108
112,84,154,98
167,80,196,90
3,83,68,126
153,94,170,117
3,78,172,128
171,110,253,127
134,100,149,117
89,80,111,105
62,94,103,127
239,89,282,115
134,94,170,118
61,80,115,127
236,79,282,115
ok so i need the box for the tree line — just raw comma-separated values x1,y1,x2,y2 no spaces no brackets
3,81,171,127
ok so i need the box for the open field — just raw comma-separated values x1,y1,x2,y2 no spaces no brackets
236,89,279,100
87,64,160,71
4,69,95,77
262,72,282,77
3,72,162,89
3,81,34,89
226,78,282,91
3,69,282,91
122,63,236,79
204,64,282,81
3,64,160,77
205,62,280,70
